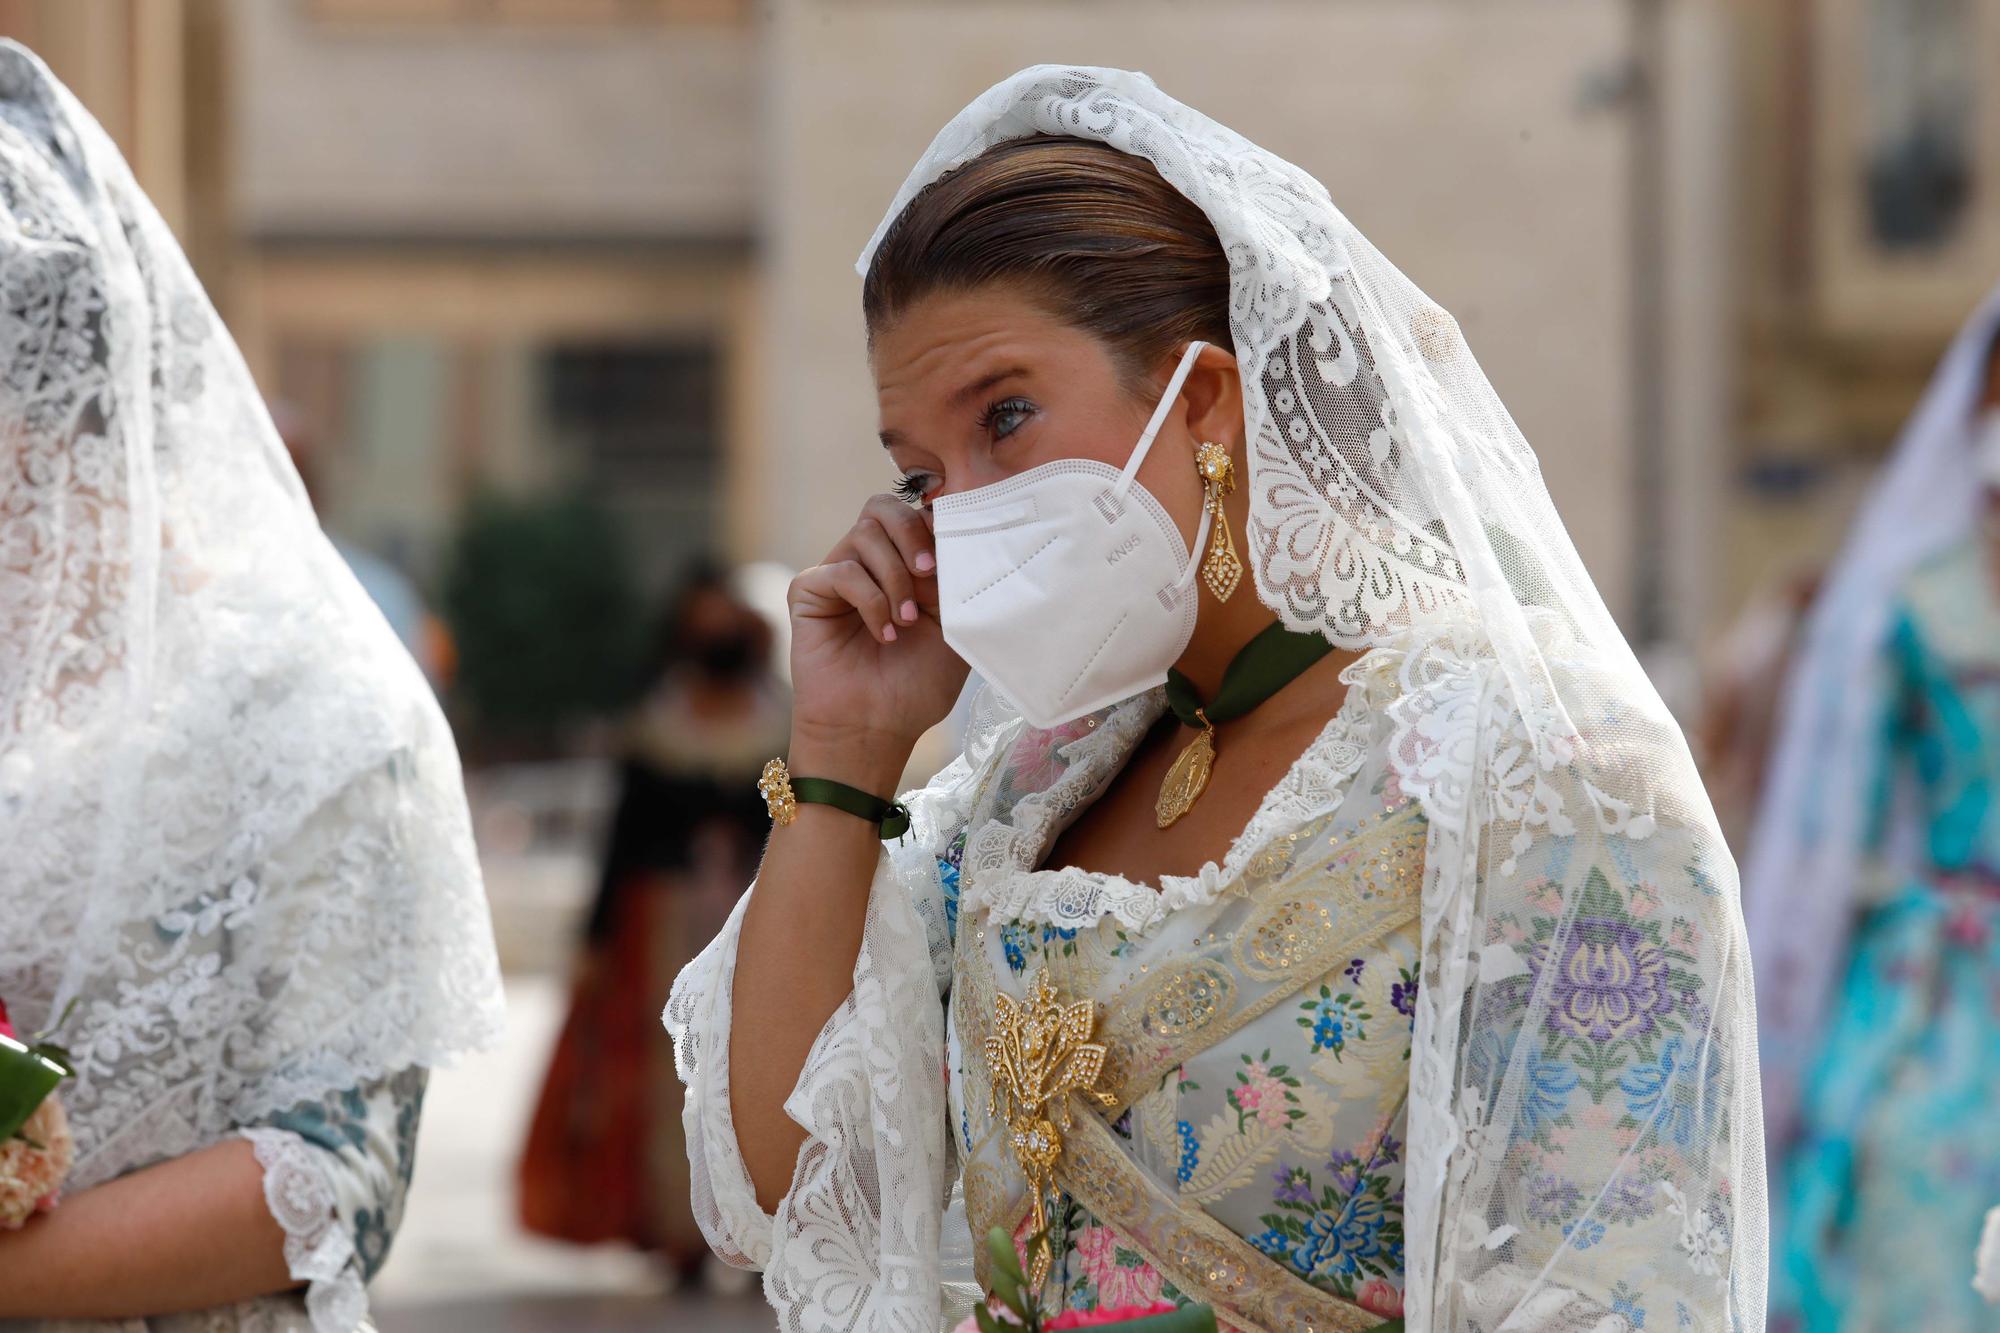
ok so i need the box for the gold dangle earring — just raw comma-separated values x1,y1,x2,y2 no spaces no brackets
1195,441,1243,602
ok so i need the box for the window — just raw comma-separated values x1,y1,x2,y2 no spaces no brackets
543,339,717,489
541,339,721,580
1862,0,1975,251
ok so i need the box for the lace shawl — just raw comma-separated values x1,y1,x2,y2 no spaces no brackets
0,35,505,1306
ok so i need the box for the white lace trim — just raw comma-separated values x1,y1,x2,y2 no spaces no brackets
960,677,1374,932
241,1127,369,1333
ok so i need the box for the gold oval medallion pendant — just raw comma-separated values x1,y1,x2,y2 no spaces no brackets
1156,724,1215,828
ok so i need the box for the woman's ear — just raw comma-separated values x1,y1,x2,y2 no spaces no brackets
1181,342,1244,454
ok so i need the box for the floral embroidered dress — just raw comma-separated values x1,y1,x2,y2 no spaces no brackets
1772,540,2000,1332
947,677,1419,1331
668,624,1752,1333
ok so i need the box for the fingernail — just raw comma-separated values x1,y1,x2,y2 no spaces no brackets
882,624,897,642
900,600,919,623
914,551,935,573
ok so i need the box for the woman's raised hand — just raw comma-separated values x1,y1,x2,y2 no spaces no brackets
787,495,969,772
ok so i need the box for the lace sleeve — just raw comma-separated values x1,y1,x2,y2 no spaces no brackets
238,1067,428,1333
665,731,999,1331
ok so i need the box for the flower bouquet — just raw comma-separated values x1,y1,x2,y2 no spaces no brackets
955,1227,1217,1333
0,998,75,1228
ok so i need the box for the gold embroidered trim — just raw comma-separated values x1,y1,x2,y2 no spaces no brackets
1096,806,1427,1109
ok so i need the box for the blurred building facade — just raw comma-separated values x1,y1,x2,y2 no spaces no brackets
1730,0,2000,613
4,0,1997,690
228,0,760,594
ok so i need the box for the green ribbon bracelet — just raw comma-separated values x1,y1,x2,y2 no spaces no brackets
791,775,911,841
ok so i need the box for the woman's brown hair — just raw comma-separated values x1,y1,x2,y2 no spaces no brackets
861,136,1232,393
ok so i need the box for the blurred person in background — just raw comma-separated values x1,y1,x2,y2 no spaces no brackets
1748,283,2000,1332
1696,566,1822,853
519,560,787,1286
274,402,455,690
0,43,505,1331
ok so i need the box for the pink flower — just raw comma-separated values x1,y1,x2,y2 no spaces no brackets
1232,1076,1293,1131
1011,718,1098,790
1232,1061,1292,1130
1072,1225,1163,1308
1047,1303,1180,1329
0,1098,72,1228
1357,1278,1404,1317
0,997,13,1039
1074,1224,1122,1285
1578,1102,1619,1133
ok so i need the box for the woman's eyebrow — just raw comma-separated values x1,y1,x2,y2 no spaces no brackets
879,366,1032,449
949,366,1030,407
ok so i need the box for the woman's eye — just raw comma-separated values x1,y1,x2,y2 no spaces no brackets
983,397,1036,440
892,472,936,507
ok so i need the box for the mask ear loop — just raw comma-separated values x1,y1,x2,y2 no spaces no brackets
1108,340,1209,507
1093,341,1216,608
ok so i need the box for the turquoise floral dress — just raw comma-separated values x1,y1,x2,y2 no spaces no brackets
1772,540,2000,1332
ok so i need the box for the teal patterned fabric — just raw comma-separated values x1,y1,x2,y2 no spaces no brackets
1771,540,2000,1332
263,1066,428,1282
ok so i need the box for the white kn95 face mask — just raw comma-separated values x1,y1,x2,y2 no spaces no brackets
929,341,1216,729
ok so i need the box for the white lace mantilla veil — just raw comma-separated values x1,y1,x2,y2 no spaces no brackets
0,36,504,1203
668,64,1763,1333
1744,281,2000,1147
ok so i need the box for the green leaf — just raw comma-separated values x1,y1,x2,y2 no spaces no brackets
990,1264,1027,1321
975,1305,1006,1333
986,1226,1024,1282
29,1042,74,1077
0,1035,67,1142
